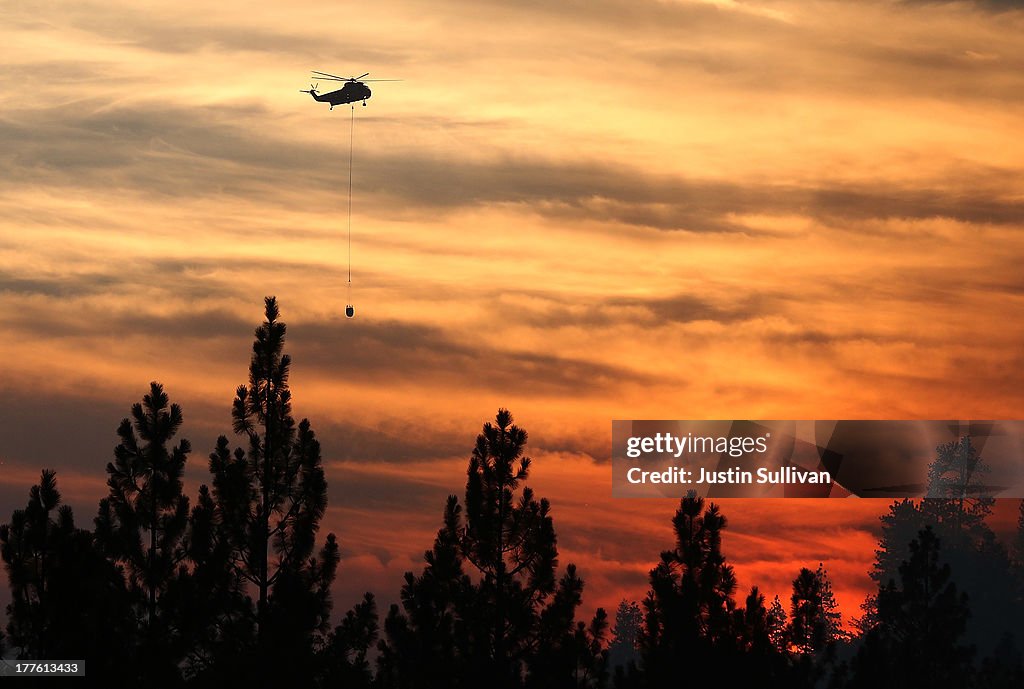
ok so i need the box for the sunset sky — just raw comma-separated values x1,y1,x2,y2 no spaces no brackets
2,0,1024,628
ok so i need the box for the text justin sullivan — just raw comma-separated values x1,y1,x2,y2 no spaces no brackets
626,466,831,485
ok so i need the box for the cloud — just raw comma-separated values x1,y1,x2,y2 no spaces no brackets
901,0,1024,11
291,318,660,394
3,99,1022,235
0,295,664,398
506,291,772,330
317,418,468,463
6,1,413,61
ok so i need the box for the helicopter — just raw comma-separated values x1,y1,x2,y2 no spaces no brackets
300,71,400,109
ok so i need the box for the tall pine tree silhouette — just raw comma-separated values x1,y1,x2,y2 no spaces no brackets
641,495,796,686
461,408,559,684
377,495,471,687
850,526,974,689
871,436,1020,657
379,408,598,688
94,381,191,679
642,495,737,678
207,297,337,680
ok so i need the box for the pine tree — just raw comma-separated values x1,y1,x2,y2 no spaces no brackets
569,605,609,688
870,499,925,591
171,484,255,682
736,587,772,654
94,381,190,678
924,436,994,535
318,593,379,688
607,600,642,673
734,587,797,685
641,495,738,683
525,563,589,687
1,471,135,682
849,527,974,689
639,497,806,686
766,595,788,650
460,408,565,685
1014,500,1024,566
1,469,60,658
207,297,337,679
379,409,587,688
871,438,1020,657
816,564,842,641
875,438,995,592
377,495,471,687
789,564,841,655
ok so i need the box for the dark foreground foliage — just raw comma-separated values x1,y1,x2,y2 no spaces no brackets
3,299,1024,687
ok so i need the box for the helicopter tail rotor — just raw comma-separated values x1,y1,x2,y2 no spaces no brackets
299,82,319,94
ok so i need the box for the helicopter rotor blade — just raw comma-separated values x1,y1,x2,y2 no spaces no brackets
308,70,399,84
311,70,346,80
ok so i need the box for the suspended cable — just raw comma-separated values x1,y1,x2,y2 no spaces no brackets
346,104,355,318
348,104,354,283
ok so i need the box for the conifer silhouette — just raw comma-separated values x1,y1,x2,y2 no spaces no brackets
171,483,254,682
318,592,379,688
377,494,471,687
1015,500,1024,566
206,297,337,682
871,437,1021,657
925,436,994,531
642,496,736,670
94,382,191,679
570,605,609,687
461,408,557,683
641,495,797,686
607,600,642,674
766,594,788,650
1,471,135,682
850,527,974,689
736,587,772,654
789,564,841,655
379,408,595,688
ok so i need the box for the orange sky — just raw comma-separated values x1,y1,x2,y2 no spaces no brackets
2,0,1024,628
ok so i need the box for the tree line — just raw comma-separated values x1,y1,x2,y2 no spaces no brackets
3,298,1024,687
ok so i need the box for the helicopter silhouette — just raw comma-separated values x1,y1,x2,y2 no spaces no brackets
300,71,400,109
